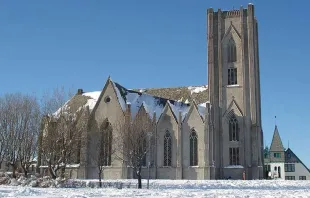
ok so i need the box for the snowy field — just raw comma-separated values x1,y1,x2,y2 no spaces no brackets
1,179,310,198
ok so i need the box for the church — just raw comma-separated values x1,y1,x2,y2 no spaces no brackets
39,4,264,180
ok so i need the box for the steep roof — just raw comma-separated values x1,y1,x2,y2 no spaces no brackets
285,148,310,173
270,125,285,152
53,79,209,122
133,85,209,104
112,82,207,121
53,91,101,118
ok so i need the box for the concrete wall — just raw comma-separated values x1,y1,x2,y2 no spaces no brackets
207,5,263,179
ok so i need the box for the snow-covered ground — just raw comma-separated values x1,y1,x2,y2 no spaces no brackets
1,179,310,197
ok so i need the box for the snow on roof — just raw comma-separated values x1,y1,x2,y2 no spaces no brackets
112,82,192,121
188,85,208,94
52,91,101,118
112,82,207,121
82,91,101,111
53,80,208,122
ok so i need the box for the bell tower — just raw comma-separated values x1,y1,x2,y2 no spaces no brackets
207,4,263,179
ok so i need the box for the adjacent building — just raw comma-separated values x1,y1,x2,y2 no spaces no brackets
264,126,310,180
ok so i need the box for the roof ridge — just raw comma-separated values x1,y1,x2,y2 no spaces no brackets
116,82,193,107
132,84,208,90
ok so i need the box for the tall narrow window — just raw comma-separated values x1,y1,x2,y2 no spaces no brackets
101,121,112,166
164,130,172,166
228,38,237,62
229,147,240,165
190,130,198,166
139,138,147,167
229,115,239,141
228,68,237,85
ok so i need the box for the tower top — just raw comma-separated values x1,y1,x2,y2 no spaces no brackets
270,125,285,152
207,3,255,17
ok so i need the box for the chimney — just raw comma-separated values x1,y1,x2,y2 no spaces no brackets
77,89,84,95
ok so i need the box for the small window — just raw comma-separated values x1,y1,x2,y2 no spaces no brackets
285,164,295,172
274,153,281,158
287,153,291,158
299,176,306,180
285,176,295,180
104,96,111,103
228,68,237,85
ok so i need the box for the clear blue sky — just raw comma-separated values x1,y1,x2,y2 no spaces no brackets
0,0,309,168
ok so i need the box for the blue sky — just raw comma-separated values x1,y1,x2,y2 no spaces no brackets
0,0,309,168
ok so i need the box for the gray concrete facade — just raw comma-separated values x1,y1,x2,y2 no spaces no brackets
207,4,263,179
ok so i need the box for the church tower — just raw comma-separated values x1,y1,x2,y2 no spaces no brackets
207,4,263,179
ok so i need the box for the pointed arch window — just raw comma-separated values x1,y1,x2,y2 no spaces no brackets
190,130,198,166
164,130,172,166
100,120,112,166
139,135,147,167
229,115,239,141
227,38,237,63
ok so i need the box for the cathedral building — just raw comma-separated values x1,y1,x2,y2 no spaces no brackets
39,4,264,180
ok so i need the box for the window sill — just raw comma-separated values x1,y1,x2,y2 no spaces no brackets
224,165,244,169
227,84,241,88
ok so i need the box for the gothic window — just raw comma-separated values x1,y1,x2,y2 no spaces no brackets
278,166,281,178
229,115,239,141
164,130,172,166
139,137,147,167
227,38,237,63
190,130,198,166
100,121,112,166
229,147,240,165
228,68,237,85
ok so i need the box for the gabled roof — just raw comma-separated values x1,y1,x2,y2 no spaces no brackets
285,148,310,173
270,125,285,152
53,78,208,122
112,82,192,121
